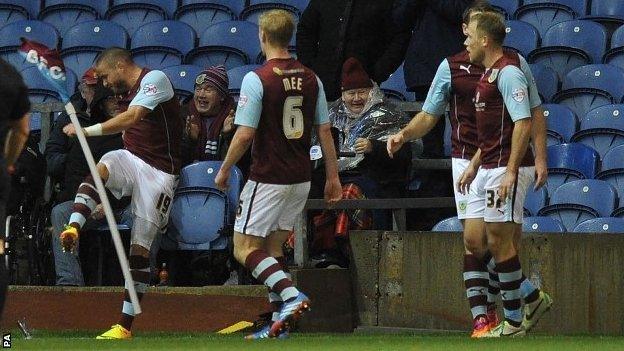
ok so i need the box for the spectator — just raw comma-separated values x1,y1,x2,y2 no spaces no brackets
296,0,410,101
311,58,415,264
46,69,128,286
181,66,250,176
397,0,472,158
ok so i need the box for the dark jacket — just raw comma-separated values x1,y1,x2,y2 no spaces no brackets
396,0,472,93
45,86,124,202
296,0,410,100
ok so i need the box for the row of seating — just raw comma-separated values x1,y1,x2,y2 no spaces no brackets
434,215,624,233
0,0,309,36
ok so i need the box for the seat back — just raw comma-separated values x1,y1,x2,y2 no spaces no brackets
543,103,578,145
62,20,129,49
516,1,586,37
529,63,559,103
573,217,624,233
504,20,539,58
524,185,548,217
522,0,588,16
572,104,624,158
490,0,520,18
175,0,242,37
241,0,307,24
188,21,260,70
381,64,413,102
545,143,599,195
38,0,106,35
604,25,624,70
596,144,624,199
227,64,261,97
522,216,566,232
131,20,196,54
162,64,203,100
0,0,38,24
0,20,58,70
589,0,624,18
106,0,176,36
431,216,463,232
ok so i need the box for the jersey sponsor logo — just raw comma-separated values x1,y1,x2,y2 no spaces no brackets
459,64,472,74
487,69,499,83
238,95,249,108
143,83,158,96
474,91,485,112
512,88,526,103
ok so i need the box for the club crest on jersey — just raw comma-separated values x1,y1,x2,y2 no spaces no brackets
458,200,467,214
143,83,158,96
488,69,499,83
238,95,248,108
512,88,526,103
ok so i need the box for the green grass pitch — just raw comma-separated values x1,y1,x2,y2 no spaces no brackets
9,331,624,351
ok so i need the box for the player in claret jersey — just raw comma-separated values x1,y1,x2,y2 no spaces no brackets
463,12,552,337
214,10,342,339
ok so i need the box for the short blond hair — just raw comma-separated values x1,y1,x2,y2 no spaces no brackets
472,12,506,46
258,9,295,48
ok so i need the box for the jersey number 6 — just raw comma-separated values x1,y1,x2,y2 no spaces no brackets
283,96,304,139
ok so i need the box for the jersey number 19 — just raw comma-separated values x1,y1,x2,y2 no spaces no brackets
283,96,304,139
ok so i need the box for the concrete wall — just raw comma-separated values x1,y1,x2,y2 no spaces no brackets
349,230,624,335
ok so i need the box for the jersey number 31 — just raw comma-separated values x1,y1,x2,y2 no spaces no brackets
283,96,304,139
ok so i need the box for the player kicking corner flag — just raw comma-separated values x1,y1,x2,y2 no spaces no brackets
18,38,141,314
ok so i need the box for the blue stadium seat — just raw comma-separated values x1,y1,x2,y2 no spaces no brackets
538,179,617,231
524,185,548,217
596,144,624,199
167,161,243,250
503,20,539,58
528,20,607,83
162,64,203,101
490,0,520,19
529,63,558,103
38,0,108,36
0,20,59,70
612,207,624,218
186,21,260,71
0,0,39,24
130,20,196,70
573,217,624,233
603,25,624,70
174,0,244,37
381,64,414,102
522,216,566,233
543,103,578,146
106,0,177,36
431,216,463,232
571,104,624,158
545,143,599,196
553,64,624,120
515,1,588,38
61,20,129,78
583,0,624,37
240,0,308,24
227,64,261,97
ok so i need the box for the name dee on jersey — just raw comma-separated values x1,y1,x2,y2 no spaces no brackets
282,76,303,92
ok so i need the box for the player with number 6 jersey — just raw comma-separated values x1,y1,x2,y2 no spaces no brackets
214,9,342,340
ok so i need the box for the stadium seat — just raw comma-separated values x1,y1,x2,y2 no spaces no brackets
38,0,108,36
612,207,624,218
515,0,588,38
380,64,414,102
528,20,607,83
162,64,203,101
240,0,308,25
0,0,39,24
596,145,624,199
490,0,520,19
503,20,539,58
167,161,243,250
603,25,624,71
186,21,260,71
573,217,624,233
583,0,624,37
524,185,548,217
543,103,578,146
227,64,261,97
431,216,463,232
545,143,599,196
174,0,244,37
522,216,566,233
529,63,558,103
571,104,624,158
106,0,177,36
130,20,196,70
553,64,624,120
538,179,617,231
0,20,59,70
61,20,129,78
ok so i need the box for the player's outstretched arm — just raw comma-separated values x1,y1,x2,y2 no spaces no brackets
317,122,342,205
62,105,148,137
530,105,548,190
387,111,439,158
